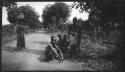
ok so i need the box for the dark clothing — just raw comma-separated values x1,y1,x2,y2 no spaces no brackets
68,22,82,58
68,24,78,45
59,39,69,53
45,43,63,61
68,23,82,50
16,25,25,48
70,44,78,58
57,39,63,48
17,34,25,48
62,39,69,47
45,45,54,61
68,24,79,36
16,25,24,33
77,26,82,47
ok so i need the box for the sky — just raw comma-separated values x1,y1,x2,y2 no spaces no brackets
2,2,89,25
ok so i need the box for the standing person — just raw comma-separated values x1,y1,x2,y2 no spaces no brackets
68,17,82,58
15,13,26,51
44,35,63,63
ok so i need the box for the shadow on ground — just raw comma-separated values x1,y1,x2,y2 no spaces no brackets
2,46,45,56
2,62,25,71
2,35,17,45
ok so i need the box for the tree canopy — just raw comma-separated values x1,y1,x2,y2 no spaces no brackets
72,0,121,19
7,5,40,28
72,0,122,32
42,2,71,27
72,1,124,68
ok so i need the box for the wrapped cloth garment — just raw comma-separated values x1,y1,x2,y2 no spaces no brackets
44,43,63,62
69,32,78,47
16,25,25,49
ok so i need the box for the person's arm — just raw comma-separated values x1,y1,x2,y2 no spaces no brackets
77,27,82,50
55,45,63,60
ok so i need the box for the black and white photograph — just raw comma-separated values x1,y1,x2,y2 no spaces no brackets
1,0,125,71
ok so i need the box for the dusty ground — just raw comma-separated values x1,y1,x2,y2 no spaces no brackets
2,30,116,71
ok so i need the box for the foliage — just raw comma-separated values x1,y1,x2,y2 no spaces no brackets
2,0,17,11
72,0,121,36
42,2,71,27
72,1,121,67
7,5,40,28
72,0,120,19
7,7,18,24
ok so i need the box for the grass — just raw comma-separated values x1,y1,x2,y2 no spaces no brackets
2,29,121,71
2,29,40,44
2,34,17,44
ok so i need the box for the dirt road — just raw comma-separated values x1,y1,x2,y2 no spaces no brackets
2,30,115,71
2,31,89,71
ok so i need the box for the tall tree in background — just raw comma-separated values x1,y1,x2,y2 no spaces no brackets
42,2,71,28
7,5,40,29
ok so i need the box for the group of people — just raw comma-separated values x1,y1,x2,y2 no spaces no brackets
44,17,83,63
14,15,83,63
44,35,69,62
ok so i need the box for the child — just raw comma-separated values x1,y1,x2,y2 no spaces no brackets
61,34,70,53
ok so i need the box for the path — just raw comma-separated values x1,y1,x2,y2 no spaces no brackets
2,30,115,71
2,31,88,71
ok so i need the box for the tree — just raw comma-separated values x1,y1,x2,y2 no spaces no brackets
2,0,17,11
42,2,71,28
72,0,124,71
72,0,120,19
7,5,40,29
76,0,121,26
72,0,122,36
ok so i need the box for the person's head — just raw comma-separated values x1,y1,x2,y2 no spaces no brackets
51,35,57,44
57,34,62,40
63,34,68,40
73,17,77,24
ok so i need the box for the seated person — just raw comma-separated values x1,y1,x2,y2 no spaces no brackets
44,35,63,62
61,34,70,53
57,34,63,49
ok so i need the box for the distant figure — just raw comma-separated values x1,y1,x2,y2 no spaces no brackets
15,24,26,51
44,35,63,63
